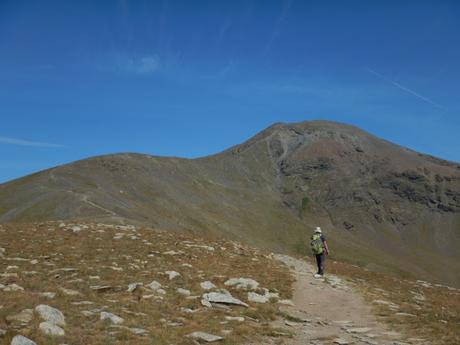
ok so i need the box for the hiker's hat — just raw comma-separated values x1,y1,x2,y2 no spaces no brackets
314,226,322,233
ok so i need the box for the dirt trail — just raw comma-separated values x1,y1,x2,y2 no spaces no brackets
250,254,418,345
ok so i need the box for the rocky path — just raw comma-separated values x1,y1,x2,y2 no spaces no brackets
249,254,417,345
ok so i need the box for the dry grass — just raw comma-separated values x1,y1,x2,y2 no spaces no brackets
326,258,460,345
0,221,294,345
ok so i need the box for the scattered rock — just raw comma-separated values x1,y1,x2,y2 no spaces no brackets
71,226,82,233
39,321,65,336
35,304,66,326
224,278,259,290
202,290,248,308
248,291,269,303
38,292,56,299
100,311,124,324
247,289,279,303
59,287,80,296
11,335,37,345
177,288,191,296
333,338,351,345
278,299,295,306
127,282,143,292
225,316,245,322
346,327,372,334
395,312,416,317
90,285,114,292
200,281,217,290
146,280,162,290
6,309,34,324
3,284,24,292
165,270,180,279
186,331,224,342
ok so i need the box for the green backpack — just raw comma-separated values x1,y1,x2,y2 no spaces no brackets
310,234,324,255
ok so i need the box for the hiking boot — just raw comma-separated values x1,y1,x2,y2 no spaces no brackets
314,274,322,278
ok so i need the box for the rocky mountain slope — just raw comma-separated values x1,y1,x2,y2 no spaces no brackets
1,222,458,345
0,221,293,345
0,121,459,286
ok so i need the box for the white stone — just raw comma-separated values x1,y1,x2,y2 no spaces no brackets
11,335,37,345
71,226,82,233
39,321,65,336
346,327,372,334
165,270,180,279
177,288,191,296
225,316,245,322
38,292,56,299
6,309,34,324
3,284,24,292
35,304,66,326
146,280,162,290
200,281,217,290
186,331,223,342
278,299,295,306
224,278,259,290
248,291,269,303
100,311,124,324
59,287,80,296
202,291,248,307
127,282,143,292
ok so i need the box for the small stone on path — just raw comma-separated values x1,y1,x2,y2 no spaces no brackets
346,327,372,334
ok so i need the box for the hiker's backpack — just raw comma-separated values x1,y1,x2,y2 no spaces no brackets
310,234,324,255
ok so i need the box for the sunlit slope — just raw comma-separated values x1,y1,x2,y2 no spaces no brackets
1,121,459,285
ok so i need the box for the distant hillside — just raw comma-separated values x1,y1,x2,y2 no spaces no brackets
1,121,459,286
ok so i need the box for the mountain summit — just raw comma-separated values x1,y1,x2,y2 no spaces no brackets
1,121,459,285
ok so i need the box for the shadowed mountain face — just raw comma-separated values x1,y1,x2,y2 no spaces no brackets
1,121,459,286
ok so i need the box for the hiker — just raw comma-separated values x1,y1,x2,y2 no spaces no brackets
310,226,329,278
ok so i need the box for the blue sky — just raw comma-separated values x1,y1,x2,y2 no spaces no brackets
1,0,459,183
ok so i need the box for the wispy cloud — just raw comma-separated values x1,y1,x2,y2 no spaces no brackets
116,55,160,75
0,136,64,148
263,0,293,56
201,60,236,80
365,67,447,110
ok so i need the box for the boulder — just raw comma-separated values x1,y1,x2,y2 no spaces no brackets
39,321,65,336
35,304,66,326
202,290,248,308
10,335,37,345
